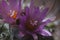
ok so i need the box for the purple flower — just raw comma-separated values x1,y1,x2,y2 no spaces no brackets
0,0,21,24
0,0,55,40
18,7,52,40
18,0,55,40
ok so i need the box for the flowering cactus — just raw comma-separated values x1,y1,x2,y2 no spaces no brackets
0,0,56,40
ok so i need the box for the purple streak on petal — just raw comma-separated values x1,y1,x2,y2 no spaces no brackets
5,17,14,24
19,0,21,11
20,16,26,25
42,19,51,25
30,0,35,16
19,25,33,35
39,8,49,21
19,24,34,35
30,0,34,9
0,0,10,20
0,0,9,12
35,20,51,32
35,24,45,32
30,0,41,20
17,0,21,18
48,16,56,21
31,6,41,20
32,34,38,40
8,0,19,10
40,19,51,29
41,29,52,36
0,0,10,12
24,7,30,17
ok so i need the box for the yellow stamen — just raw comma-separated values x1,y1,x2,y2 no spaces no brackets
8,10,17,19
11,11,17,19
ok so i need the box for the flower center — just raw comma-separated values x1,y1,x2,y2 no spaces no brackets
25,19,38,31
8,10,17,19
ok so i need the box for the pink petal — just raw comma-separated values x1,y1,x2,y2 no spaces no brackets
41,29,52,36
32,34,38,40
